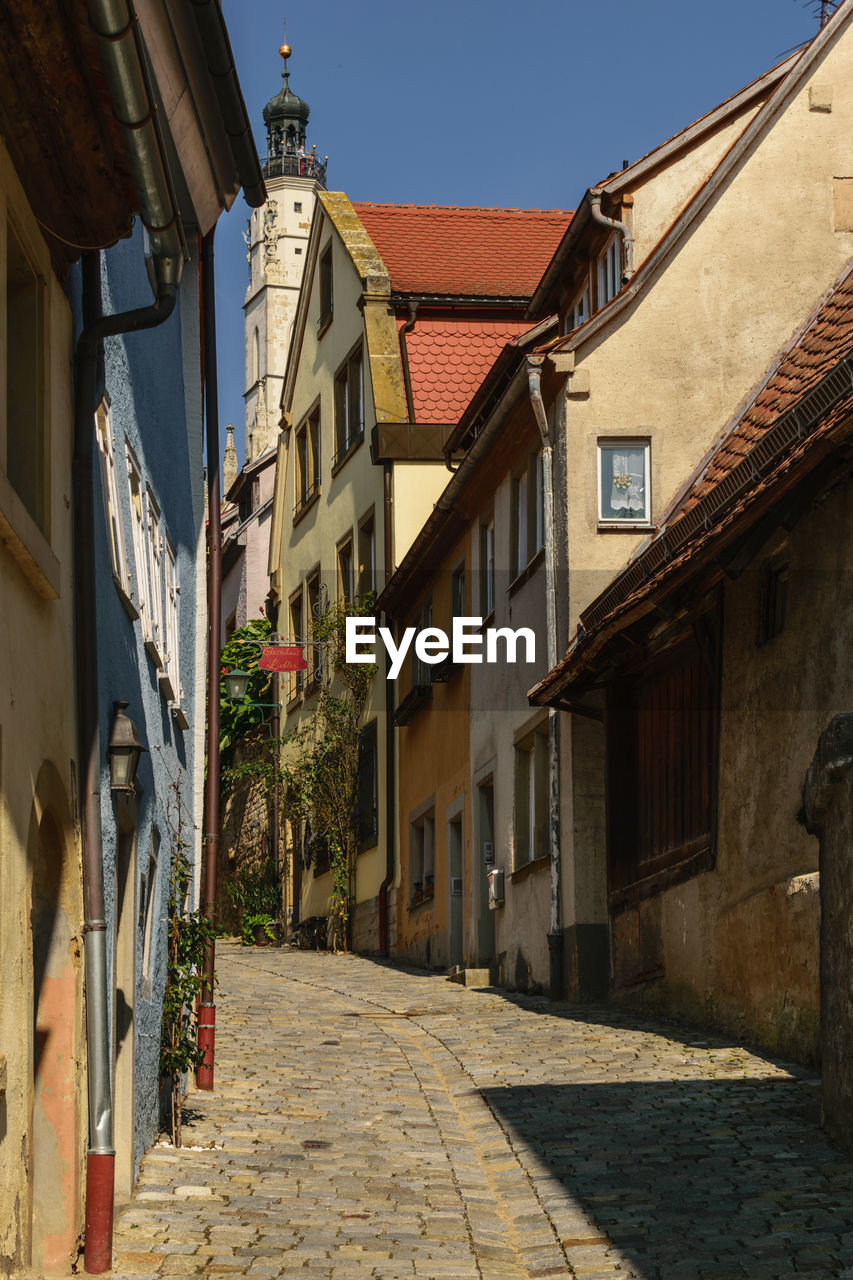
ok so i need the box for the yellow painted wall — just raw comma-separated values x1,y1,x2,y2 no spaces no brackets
0,138,85,1272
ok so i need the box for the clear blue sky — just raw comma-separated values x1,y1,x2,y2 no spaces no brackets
215,0,817,466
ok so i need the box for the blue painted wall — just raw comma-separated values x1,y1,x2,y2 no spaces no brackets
74,225,206,1177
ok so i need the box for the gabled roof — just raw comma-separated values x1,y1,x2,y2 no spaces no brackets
405,317,534,423
531,0,853,342
530,262,853,705
527,55,796,318
352,204,572,299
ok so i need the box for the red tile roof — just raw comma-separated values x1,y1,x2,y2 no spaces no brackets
404,316,533,423
531,264,853,702
352,204,573,298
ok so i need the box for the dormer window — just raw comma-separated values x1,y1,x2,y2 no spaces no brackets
597,233,623,306
562,286,590,335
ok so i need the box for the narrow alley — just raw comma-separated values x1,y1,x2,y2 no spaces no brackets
111,943,853,1280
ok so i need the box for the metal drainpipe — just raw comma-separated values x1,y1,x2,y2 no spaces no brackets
79,0,184,1267
378,307,417,954
197,226,221,1089
75,255,177,1274
590,189,634,283
378,461,395,954
526,356,564,1000
398,301,419,426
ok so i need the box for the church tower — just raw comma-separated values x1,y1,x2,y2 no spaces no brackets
243,38,327,462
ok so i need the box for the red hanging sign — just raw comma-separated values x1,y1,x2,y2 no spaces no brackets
258,645,308,672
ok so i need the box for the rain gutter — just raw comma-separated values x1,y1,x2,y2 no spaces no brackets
77,3,184,1268
526,356,563,1000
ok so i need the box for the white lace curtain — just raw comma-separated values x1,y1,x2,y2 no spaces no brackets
609,448,645,513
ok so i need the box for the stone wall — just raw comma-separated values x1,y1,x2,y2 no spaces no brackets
219,737,278,934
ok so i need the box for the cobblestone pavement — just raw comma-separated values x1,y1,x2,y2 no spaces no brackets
111,942,853,1280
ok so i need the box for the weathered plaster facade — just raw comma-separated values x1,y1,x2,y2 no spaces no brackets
530,15,853,1005
0,134,86,1276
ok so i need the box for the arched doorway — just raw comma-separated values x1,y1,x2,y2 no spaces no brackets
30,796,82,1274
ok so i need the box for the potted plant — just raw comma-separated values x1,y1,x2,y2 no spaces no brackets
242,912,277,947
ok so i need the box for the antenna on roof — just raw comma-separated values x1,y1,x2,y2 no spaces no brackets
800,0,839,28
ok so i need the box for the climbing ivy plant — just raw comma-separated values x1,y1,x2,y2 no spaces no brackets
219,615,274,758
159,774,219,1148
280,595,376,951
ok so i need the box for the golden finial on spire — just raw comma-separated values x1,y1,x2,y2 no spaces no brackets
280,19,291,60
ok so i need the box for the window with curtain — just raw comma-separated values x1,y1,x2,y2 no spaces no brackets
598,439,650,524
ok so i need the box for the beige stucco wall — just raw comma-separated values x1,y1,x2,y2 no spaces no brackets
561,27,853,638
465,423,557,992
611,471,853,1063
0,139,85,1272
555,28,853,1014
395,537,471,970
275,202,392,933
628,97,765,265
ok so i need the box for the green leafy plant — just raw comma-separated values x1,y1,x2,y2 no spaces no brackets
159,774,219,1148
241,912,277,946
280,594,376,951
220,615,274,758
224,855,280,922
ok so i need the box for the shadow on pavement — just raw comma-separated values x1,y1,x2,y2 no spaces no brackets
481,1077,853,1278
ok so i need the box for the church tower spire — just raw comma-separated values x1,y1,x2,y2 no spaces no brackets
242,31,328,462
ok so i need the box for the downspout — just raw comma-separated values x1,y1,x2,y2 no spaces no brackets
78,0,182,1270
398,301,419,426
590,189,634,282
197,226,221,1090
75,270,178,1275
378,306,418,953
378,461,395,954
526,356,564,1000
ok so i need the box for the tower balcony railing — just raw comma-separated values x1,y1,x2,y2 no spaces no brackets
262,153,327,188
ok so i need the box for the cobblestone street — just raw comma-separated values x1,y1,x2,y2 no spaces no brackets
111,942,853,1280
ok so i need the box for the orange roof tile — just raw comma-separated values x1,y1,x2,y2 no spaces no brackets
404,316,533,423
352,204,572,298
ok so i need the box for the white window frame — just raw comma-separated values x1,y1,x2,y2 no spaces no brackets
563,285,590,334
597,437,651,528
126,446,148,628
144,487,164,665
480,517,495,617
597,233,623,307
160,535,180,703
95,399,131,602
511,451,545,580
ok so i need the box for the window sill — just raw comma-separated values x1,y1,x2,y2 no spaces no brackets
408,886,435,911
393,683,433,726
114,576,139,621
331,431,364,477
144,638,164,670
0,467,59,600
293,486,321,527
431,654,460,683
358,831,379,855
510,853,550,885
508,546,545,597
609,842,713,912
171,705,189,732
286,692,303,713
597,521,654,533
158,671,177,703
316,311,332,338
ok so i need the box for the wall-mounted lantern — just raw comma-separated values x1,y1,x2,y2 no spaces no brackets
107,700,146,792
223,669,250,702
